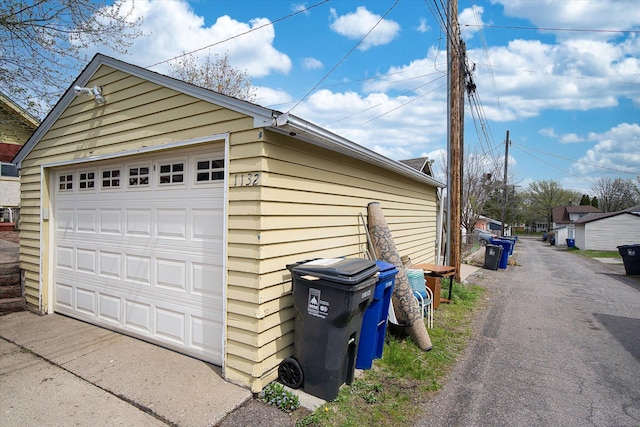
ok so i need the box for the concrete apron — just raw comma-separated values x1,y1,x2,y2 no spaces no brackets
0,311,251,426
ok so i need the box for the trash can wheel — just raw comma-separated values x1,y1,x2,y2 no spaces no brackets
278,358,304,389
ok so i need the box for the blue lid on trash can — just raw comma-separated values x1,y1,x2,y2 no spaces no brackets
375,260,397,274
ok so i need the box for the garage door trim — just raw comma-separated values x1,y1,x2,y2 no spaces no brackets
40,134,229,367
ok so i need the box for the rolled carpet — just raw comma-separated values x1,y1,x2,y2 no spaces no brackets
367,202,432,351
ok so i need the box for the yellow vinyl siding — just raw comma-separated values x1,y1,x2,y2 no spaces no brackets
19,60,440,393
224,129,438,390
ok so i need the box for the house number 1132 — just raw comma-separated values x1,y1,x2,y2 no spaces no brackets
233,173,260,187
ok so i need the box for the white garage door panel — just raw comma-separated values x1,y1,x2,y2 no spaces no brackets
52,146,225,365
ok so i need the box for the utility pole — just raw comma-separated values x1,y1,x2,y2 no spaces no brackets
501,130,510,236
447,0,462,281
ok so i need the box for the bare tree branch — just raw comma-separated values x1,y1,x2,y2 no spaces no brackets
1,0,144,117
167,51,256,102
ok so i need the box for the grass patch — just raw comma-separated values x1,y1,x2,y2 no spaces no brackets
573,249,620,258
296,281,484,427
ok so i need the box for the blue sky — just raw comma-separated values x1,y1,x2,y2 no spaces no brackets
84,0,640,194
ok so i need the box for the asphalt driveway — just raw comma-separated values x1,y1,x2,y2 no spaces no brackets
417,236,640,427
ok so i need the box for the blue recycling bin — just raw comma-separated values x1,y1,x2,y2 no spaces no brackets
566,238,575,248
491,238,512,269
356,261,397,369
503,236,517,254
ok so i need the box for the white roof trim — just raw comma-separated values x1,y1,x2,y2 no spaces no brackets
14,54,273,166
271,112,445,188
15,54,445,189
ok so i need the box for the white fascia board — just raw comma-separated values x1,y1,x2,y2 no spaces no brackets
271,112,445,188
14,54,274,167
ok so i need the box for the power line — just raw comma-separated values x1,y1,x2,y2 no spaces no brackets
361,80,447,125
289,0,400,112
514,144,596,185
511,141,640,175
472,62,640,87
145,0,331,69
464,24,640,35
320,72,446,126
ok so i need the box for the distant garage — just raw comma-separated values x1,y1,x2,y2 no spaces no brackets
51,144,225,364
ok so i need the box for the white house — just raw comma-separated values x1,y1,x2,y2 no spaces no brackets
574,205,640,251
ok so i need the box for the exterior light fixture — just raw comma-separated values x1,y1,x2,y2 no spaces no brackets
74,85,106,104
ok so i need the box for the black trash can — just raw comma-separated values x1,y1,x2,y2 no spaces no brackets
617,244,640,275
483,244,503,270
281,258,379,401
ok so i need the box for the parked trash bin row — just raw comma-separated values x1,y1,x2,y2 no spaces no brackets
280,258,398,401
484,236,517,270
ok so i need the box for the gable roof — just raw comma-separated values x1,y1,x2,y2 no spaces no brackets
566,205,601,214
574,205,640,224
399,157,433,176
0,92,40,131
14,54,444,189
552,205,601,224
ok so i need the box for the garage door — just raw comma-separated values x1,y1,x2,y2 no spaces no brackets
52,145,225,365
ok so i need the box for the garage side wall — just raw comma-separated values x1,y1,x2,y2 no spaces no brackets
19,65,254,310
224,129,439,390
583,214,640,250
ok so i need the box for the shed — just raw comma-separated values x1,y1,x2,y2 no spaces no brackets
573,206,640,251
13,54,444,391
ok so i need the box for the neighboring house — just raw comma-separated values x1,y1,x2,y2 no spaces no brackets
534,220,547,233
552,205,600,229
573,205,640,251
399,157,434,177
551,205,601,246
474,216,508,235
13,54,444,392
0,92,39,226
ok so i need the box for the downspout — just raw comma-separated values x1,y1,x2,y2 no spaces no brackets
436,187,445,265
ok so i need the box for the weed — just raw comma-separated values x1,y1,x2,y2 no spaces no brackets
262,381,300,413
296,280,484,426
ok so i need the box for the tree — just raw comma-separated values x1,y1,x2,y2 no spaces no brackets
591,196,599,209
580,194,591,205
526,180,580,231
459,150,504,240
591,177,639,212
1,0,143,117
167,51,256,102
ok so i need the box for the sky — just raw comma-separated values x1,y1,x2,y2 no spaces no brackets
80,0,640,195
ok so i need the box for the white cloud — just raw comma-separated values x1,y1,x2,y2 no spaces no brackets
83,0,291,78
459,6,485,40
467,35,638,121
302,57,323,70
493,0,640,41
417,17,430,33
559,133,584,144
329,6,400,51
253,86,293,109
289,88,448,159
292,3,310,15
572,123,640,175
539,128,557,138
